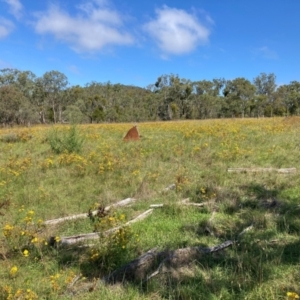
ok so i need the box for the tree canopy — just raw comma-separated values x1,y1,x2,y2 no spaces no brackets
0,68,298,125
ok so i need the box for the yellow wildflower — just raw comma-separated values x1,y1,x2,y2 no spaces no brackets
3,224,14,237
31,237,38,243
287,292,300,299
9,266,18,277
14,289,23,297
23,249,29,257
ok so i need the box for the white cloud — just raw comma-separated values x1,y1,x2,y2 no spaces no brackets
143,6,211,56
33,1,134,53
256,46,278,60
0,17,14,39
3,0,23,19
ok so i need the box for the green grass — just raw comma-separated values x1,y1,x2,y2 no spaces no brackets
1,118,300,299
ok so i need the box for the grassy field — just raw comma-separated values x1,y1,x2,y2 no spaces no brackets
1,118,300,299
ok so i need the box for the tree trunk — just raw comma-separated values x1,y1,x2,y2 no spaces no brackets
52,101,57,123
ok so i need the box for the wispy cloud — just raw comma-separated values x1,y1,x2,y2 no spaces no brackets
255,46,278,59
33,0,134,53
67,64,80,75
143,6,211,56
2,0,23,19
0,58,13,68
0,17,14,39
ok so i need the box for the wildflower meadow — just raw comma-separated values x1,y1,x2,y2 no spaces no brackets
1,118,300,299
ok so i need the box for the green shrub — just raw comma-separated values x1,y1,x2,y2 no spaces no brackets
47,125,84,154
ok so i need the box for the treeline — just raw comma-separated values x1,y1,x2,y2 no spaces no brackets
0,68,300,125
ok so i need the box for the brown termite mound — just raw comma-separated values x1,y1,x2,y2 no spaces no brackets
123,125,140,141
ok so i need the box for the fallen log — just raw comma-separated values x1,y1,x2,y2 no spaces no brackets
180,198,211,207
103,240,234,284
56,209,153,246
227,167,296,174
44,198,136,225
180,198,217,208
105,197,137,211
102,222,259,285
162,183,176,192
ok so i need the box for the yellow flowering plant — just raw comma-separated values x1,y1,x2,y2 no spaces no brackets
9,266,18,277
2,208,47,258
287,292,300,299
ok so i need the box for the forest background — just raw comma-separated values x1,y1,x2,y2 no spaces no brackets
1,68,300,126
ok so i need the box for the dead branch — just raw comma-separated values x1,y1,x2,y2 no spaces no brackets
44,198,136,225
180,198,215,208
238,224,254,238
180,198,210,207
144,240,234,283
56,209,153,246
162,183,176,192
104,198,137,211
102,222,256,285
103,240,234,284
180,198,190,204
149,204,164,208
227,167,296,174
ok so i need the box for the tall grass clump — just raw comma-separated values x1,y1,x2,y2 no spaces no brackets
47,125,84,154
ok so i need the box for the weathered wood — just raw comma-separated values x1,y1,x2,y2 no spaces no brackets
56,209,153,246
227,167,296,174
103,240,234,283
238,224,254,238
44,213,89,225
162,183,176,192
44,198,136,225
180,198,212,207
102,222,257,285
149,204,164,208
105,198,137,211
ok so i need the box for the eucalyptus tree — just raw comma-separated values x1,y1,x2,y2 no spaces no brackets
40,71,69,123
275,81,300,116
193,79,225,119
32,77,48,123
0,69,38,124
274,85,289,116
76,82,107,123
63,85,87,123
153,74,174,120
287,81,300,115
253,73,277,116
0,85,26,125
168,76,193,118
249,95,267,117
223,78,256,118
153,74,193,120
0,68,20,85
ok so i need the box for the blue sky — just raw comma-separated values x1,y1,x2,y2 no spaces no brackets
0,0,299,88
